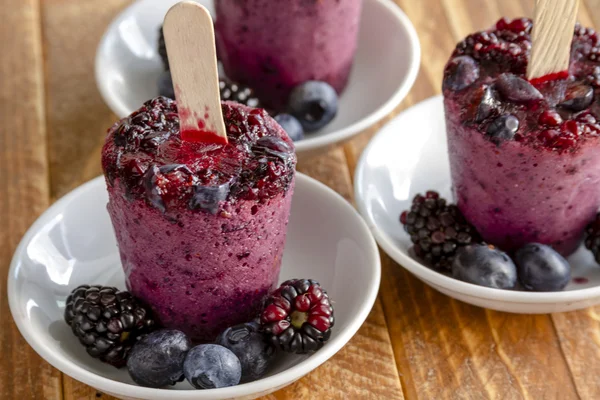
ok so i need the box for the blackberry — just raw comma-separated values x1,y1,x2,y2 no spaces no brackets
400,191,480,271
64,285,155,368
158,26,169,70
585,213,600,263
220,79,262,109
261,279,334,354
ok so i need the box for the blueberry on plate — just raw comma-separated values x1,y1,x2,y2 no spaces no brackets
274,114,305,141
216,321,276,382
157,70,175,99
452,244,517,289
514,243,571,291
127,330,191,388
288,81,338,132
184,344,242,389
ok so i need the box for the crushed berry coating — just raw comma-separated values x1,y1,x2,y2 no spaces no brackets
102,97,296,214
443,18,600,152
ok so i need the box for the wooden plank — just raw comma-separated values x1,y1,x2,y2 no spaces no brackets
547,3,600,400
0,0,63,399
42,0,130,200
42,0,130,398
342,1,581,398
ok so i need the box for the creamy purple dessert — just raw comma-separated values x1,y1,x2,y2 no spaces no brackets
102,97,296,341
215,0,363,109
443,18,600,256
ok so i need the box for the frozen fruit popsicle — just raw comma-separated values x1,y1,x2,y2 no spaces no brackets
101,97,296,341
443,18,600,256
215,0,363,109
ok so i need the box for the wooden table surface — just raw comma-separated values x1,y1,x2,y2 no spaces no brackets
3,0,600,399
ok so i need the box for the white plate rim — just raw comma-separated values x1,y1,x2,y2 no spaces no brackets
354,95,600,304
94,0,421,155
8,172,381,399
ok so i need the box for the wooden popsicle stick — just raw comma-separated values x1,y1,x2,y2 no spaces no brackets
163,1,228,144
527,0,579,83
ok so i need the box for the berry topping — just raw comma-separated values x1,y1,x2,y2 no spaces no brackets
127,330,191,388
401,192,481,271
443,56,480,92
288,81,338,132
514,243,571,291
216,321,276,382
495,73,543,103
64,285,155,368
445,18,600,152
274,113,305,142
558,83,594,111
102,97,296,214
538,110,563,126
585,213,600,263
452,244,517,289
486,114,519,143
261,279,334,354
453,18,532,76
183,344,242,389
474,85,501,122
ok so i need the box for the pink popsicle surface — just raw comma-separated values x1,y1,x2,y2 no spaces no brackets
443,18,600,256
215,0,363,109
102,97,296,341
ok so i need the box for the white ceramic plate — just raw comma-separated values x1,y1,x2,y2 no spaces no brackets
95,0,420,158
8,173,380,400
354,95,600,314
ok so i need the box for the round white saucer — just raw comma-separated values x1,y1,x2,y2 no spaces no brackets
94,0,420,158
354,95,600,314
8,173,380,400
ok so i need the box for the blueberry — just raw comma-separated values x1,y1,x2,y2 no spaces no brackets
495,73,543,103
443,56,480,92
558,83,594,111
252,136,294,162
183,344,242,389
216,322,276,383
126,330,191,388
288,81,338,132
157,70,175,99
514,243,571,291
189,181,231,215
274,114,305,141
475,86,500,122
452,244,517,289
486,114,519,144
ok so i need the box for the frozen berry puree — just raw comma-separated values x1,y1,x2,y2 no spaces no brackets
443,18,600,255
102,96,296,341
215,0,362,109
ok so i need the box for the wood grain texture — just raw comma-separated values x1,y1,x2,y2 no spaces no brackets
0,0,62,399
163,1,228,143
42,0,130,200
11,0,600,399
527,0,579,80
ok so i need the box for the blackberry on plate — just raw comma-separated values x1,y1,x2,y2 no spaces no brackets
585,213,600,263
64,285,155,368
220,79,262,108
400,191,480,271
261,279,334,354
